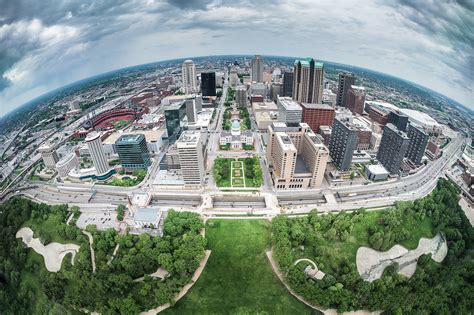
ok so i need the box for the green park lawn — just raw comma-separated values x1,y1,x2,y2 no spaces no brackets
163,220,312,314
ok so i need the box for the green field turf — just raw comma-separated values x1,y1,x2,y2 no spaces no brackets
163,220,312,314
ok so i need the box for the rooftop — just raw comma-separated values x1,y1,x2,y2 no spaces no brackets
252,101,278,112
116,134,144,144
366,164,389,175
277,97,302,111
276,132,296,151
103,129,166,144
176,130,201,147
300,103,334,110
135,207,163,223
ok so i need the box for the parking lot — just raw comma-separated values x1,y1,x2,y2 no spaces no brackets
76,210,117,230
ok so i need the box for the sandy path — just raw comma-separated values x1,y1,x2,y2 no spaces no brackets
16,227,80,272
141,250,212,314
356,233,447,281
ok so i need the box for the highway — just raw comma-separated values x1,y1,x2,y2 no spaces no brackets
12,132,464,215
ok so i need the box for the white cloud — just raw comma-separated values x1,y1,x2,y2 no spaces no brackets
0,0,471,117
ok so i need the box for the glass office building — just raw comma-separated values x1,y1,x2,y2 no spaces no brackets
115,134,151,171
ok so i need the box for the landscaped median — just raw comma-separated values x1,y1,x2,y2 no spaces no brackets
213,156,263,189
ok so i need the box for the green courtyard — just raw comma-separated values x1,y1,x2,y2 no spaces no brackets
213,157,263,188
162,220,312,314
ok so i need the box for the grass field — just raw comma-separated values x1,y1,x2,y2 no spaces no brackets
163,220,312,314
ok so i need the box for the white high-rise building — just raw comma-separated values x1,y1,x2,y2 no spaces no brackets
182,60,197,94
38,144,59,169
251,55,264,83
85,131,110,176
176,130,205,186
229,68,239,87
236,85,247,107
55,153,79,178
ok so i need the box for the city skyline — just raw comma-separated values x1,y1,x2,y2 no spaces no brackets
0,0,472,117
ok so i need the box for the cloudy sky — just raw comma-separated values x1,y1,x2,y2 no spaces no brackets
0,0,472,116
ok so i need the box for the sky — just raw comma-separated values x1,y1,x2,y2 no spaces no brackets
0,0,472,116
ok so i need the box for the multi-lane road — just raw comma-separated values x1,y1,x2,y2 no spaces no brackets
14,131,464,217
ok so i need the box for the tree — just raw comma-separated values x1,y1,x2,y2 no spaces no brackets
116,204,125,221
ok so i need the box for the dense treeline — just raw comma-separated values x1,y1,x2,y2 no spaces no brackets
0,200,206,314
272,179,474,313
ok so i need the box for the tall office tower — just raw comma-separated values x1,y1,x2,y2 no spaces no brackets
251,55,264,83
282,71,294,97
165,101,186,142
201,72,216,96
346,85,366,115
85,131,110,175
336,72,355,107
267,122,329,189
38,144,59,169
301,103,335,133
329,117,358,171
185,99,197,123
182,59,197,94
270,83,283,102
292,57,324,104
277,96,302,126
115,134,151,171
229,68,239,87
236,85,248,107
377,123,410,175
176,130,205,186
194,95,203,112
388,111,409,132
405,124,429,165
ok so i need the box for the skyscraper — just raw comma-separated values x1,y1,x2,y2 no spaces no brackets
346,85,366,115
165,101,186,142
85,131,110,175
185,99,197,123
282,71,294,97
251,55,264,83
176,130,205,186
236,85,247,107
329,117,358,171
292,57,324,104
387,111,409,132
377,123,410,175
405,124,429,165
301,103,335,133
201,72,216,96
115,134,151,171
182,60,197,94
336,72,355,107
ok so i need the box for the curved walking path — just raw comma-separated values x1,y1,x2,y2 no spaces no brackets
82,231,96,273
266,250,380,315
141,250,212,314
107,243,120,266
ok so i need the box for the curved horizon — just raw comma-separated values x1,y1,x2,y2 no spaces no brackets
2,54,472,121
0,1,472,118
